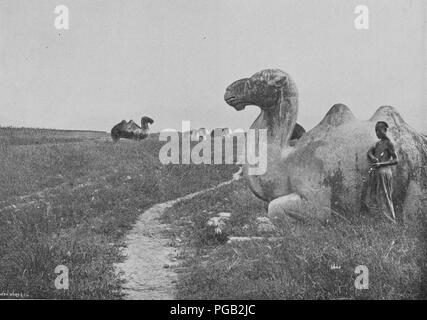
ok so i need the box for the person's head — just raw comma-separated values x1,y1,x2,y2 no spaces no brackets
375,121,389,139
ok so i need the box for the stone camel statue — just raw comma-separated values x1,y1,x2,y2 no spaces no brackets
111,116,154,142
224,69,427,225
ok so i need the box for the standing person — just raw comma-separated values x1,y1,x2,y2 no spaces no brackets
365,121,399,223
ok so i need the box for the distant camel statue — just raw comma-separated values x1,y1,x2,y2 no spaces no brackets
111,116,154,142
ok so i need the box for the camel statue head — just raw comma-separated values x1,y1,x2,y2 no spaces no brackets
224,69,297,111
225,69,301,149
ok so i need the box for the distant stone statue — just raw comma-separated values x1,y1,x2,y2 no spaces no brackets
224,69,427,225
111,116,154,142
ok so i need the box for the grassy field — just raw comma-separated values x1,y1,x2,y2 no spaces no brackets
0,126,108,146
0,127,425,299
0,130,236,299
162,181,426,300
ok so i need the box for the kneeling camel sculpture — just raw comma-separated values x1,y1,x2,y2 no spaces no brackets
224,69,427,224
111,116,154,142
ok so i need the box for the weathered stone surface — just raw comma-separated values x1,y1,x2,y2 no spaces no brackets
225,69,427,224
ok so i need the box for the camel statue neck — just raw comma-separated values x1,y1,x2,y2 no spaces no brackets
141,121,148,130
262,90,298,150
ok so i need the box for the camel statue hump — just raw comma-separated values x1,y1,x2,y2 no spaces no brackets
369,106,406,127
319,103,356,127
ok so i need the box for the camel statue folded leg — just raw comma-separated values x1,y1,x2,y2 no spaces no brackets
224,69,427,225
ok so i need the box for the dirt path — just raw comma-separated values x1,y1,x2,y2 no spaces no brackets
115,174,240,300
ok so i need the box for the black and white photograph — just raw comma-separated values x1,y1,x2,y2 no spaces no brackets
0,0,426,305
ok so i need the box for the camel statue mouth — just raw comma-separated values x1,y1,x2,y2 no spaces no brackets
224,96,236,104
225,96,247,111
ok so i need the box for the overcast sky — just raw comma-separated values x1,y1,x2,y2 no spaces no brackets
0,0,426,132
